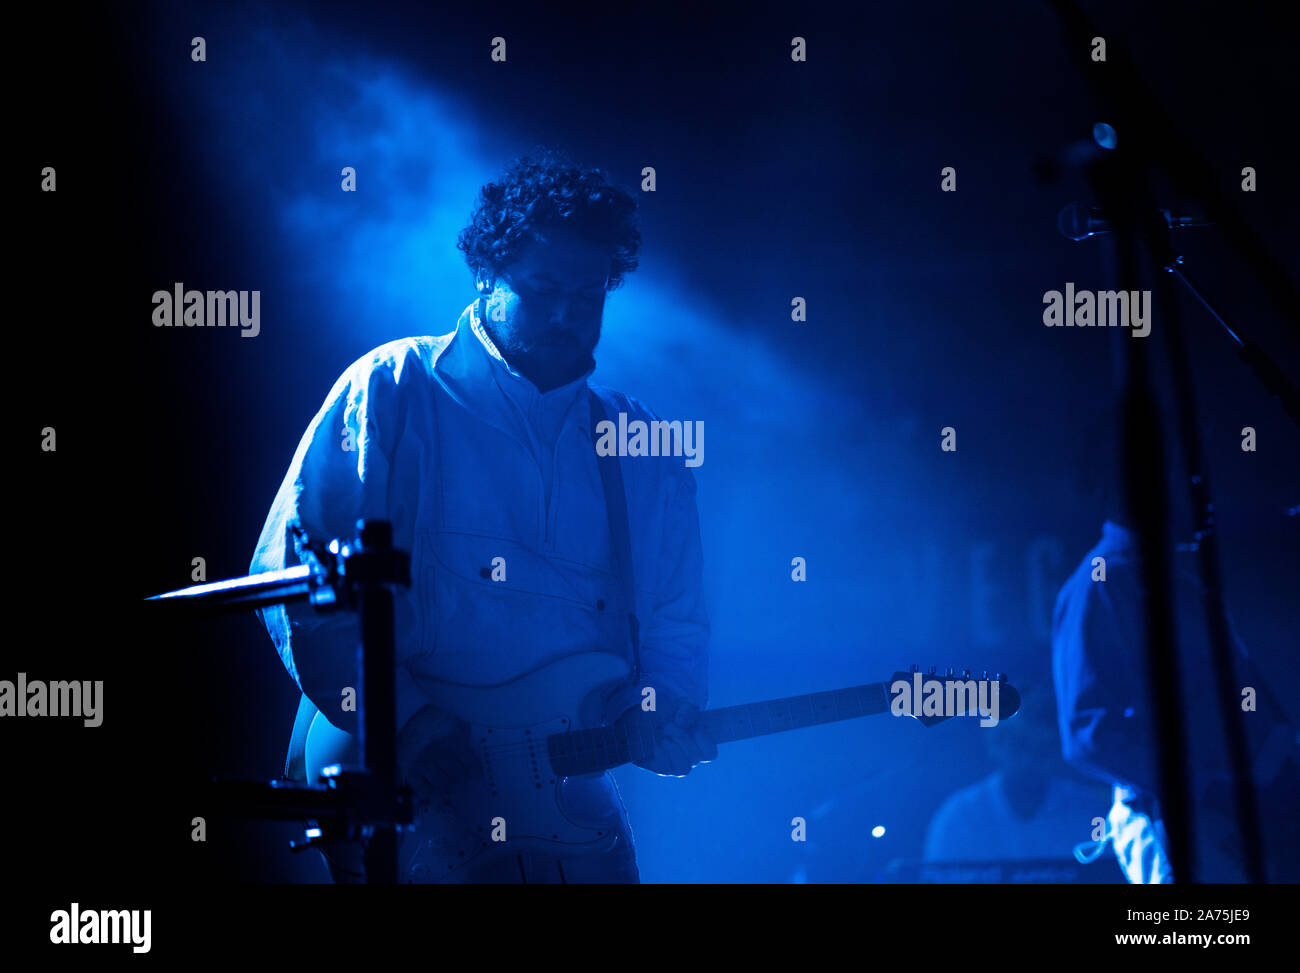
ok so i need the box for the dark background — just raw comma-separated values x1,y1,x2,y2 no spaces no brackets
11,0,1299,893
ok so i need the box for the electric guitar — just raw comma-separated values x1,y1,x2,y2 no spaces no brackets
304,653,1020,882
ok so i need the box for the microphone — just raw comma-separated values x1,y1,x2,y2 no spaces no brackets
1058,202,1214,241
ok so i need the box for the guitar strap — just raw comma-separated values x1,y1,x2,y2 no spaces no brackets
589,388,643,686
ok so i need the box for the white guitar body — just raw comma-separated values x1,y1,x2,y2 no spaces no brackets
304,651,632,883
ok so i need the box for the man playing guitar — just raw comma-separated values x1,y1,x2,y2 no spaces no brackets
250,151,715,883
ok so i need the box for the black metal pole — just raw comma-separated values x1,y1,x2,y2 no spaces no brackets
356,519,399,884
1049,0,1195,881
1050,0,1271,882
1148,254,1268,883
1110,215,1196,883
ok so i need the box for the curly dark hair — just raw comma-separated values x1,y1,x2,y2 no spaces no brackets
457,150,641,291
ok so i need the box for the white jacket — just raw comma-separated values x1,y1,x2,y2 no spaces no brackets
250,299,709,753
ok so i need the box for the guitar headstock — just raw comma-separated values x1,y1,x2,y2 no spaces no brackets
887,667,1021,728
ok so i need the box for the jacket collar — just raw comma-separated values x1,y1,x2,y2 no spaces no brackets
434,299,595,438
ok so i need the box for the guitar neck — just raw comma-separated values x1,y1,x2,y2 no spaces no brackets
698,682,892,744
548,682,892,777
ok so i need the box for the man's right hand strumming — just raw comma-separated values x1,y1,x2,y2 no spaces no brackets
395,705,480,800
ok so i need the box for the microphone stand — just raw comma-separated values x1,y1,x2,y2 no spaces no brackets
1161,261,1300,430
145,519,412,884
1060,210,1300,431
1047,0,1294,883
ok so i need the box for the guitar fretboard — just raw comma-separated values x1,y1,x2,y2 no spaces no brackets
547,682,892,777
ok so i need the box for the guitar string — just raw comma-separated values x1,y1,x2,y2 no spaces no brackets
386,685,941,774
463,696,888,765
468,688,893,762
336,683,986,770
339,683,992,774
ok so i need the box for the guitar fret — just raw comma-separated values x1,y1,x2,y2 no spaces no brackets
835,689,848,719
849,687,862,718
